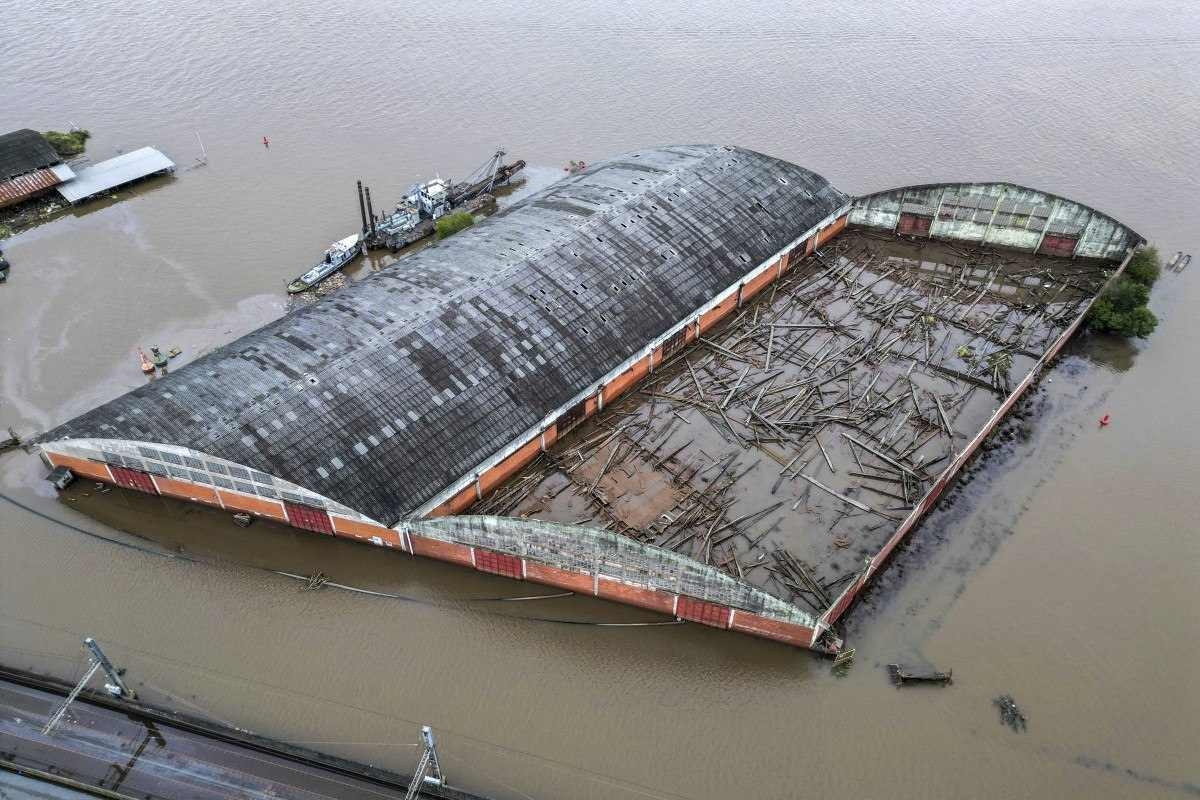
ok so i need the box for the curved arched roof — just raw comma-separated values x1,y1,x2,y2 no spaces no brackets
857,180,1143,243
850,181,1143,260
41,145,848,525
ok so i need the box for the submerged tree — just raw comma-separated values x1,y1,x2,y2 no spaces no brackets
42,129,90,158
1124,245,1161,288
1087,276,1158,338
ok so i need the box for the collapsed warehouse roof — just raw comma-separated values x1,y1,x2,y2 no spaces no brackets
40,145,848,526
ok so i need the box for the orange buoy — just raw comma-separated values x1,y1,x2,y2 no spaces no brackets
1099,414,1111,427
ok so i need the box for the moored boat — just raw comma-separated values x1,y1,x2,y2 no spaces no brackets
286,150,523,293
136,348,154,374
287,233,363,293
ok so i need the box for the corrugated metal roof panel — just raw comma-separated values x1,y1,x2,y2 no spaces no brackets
0,167,63,207
56,147,174,204
41,145,848,525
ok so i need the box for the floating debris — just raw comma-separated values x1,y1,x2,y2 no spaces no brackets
831,647,855,676
1,427,20,454
993,693,1027,732
302,572,330,591
167,346,182,358
1166,251,1191,273
887,663,952,686
231,512,253,528
290,270,349,305
47,466,75,489
136,347,154,374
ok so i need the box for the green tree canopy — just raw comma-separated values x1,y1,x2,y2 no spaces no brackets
1087,277,1158,338
435,211,475,240
1124,246,1160,287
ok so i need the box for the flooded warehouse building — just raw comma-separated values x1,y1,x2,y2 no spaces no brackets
36,145,1142,652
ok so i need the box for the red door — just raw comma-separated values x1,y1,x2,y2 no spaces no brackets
676,596,729,628
284,501,334,534
475,549,523,579
898,213,932,236
110,465,158,494
1039,233,1078,258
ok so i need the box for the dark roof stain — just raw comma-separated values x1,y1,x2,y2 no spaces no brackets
0,129,61,181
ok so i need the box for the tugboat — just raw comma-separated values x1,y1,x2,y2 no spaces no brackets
287,234,363,294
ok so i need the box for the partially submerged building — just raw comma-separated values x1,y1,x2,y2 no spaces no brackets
0,129,75,209
0,130,173,210
37,146,1142,652
56,147,174,205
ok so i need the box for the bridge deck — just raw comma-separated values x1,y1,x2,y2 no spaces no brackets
0,669,488,800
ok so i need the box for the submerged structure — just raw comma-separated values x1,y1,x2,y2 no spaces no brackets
55,146,174,205
37,146,1141,652
0,128,75,209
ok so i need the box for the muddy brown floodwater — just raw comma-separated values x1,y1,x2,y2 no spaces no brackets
2,2,1198,798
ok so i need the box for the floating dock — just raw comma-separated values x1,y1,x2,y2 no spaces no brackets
33,145,1142,652
56,147,174,205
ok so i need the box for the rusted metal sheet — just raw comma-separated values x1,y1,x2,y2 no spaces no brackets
0,168,60,208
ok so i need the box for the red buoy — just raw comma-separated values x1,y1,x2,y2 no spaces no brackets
1099,414,1111,427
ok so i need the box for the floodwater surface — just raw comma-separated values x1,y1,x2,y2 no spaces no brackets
1,2,1198,798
